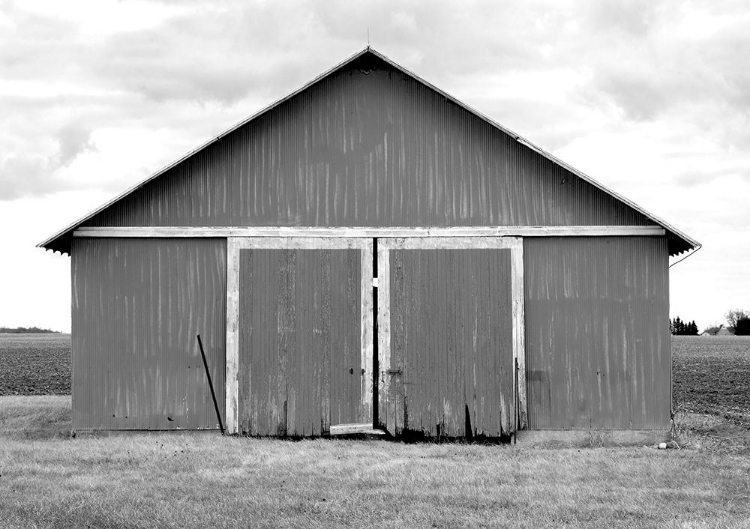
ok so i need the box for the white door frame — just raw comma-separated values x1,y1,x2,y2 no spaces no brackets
225,237,374,435
376,236,526,434
225,234,526,435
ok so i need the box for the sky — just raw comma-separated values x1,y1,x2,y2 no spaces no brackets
1,0,748,333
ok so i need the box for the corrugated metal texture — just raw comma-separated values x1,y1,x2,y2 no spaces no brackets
389,249,514,437
81,53,653,233
524,237,670,430
70,238,226,430
238,248,362,436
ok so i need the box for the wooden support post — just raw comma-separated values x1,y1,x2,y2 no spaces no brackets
225,238,240,434
360,238,374,424
377,241,393,435
510,237,527,430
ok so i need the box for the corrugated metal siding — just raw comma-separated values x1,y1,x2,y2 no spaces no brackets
524,237,670,430
389,248,514,437
238,248,362,436
71,238,226,430
83,54,652,232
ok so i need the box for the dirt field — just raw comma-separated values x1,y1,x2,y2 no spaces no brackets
672,335,750,428
0,334,71,396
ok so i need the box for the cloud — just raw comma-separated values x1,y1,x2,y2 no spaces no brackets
672,166,750,188
84,2,365,105
591,69,672,121
57,123,96,167
584,0,658,36
0,4,84,80
0,123,97,199
581,2,750,129
0,155,54,200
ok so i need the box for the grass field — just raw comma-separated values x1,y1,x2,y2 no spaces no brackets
1,334,749,527
1,396,750,528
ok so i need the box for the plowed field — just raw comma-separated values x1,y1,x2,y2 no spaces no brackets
672,335,750,428
0,334,71,395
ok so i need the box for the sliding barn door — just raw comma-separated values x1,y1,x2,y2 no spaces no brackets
377,237,524,438
227,238,373,436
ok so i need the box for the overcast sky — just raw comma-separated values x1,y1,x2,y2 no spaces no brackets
1,0,748,333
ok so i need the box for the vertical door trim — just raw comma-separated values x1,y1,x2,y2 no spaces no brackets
377,236,526,434
226,238,240,434
359,240,375,426
376,240,393,434
511,240,527,429
225,237,373,434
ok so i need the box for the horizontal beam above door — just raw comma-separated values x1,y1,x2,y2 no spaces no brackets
74,226,666,238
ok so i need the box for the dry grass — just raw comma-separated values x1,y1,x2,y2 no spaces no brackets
2,397,750,528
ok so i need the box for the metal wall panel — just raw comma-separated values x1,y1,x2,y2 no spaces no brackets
238,248,362,436
524,237,670,430
387,248,514,437
71,238,226,430
84,53,652,232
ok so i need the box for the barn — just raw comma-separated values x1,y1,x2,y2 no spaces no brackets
40,48,699,441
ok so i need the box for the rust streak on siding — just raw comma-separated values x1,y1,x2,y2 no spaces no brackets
523,237,670,430
71,238,226,431
387,247,514,437
237,247,364,436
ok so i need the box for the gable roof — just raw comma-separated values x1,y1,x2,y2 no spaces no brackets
38,47,700,257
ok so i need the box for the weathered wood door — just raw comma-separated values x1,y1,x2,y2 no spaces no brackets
377,237,524,438
227,238,373,436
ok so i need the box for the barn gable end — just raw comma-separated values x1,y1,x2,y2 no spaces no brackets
39,48,697,256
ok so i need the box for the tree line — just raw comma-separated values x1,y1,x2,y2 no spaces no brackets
670,317,698,335
0,327,59,334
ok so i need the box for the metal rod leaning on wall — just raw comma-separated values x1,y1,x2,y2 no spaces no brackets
197,334,225,435
514,358,519,445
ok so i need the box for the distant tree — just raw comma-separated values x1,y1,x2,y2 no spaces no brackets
0,326,59,334
736,317,750,336
725,309,750,333
670,317,698,336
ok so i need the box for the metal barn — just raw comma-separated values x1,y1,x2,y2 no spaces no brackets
40,48,699,440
